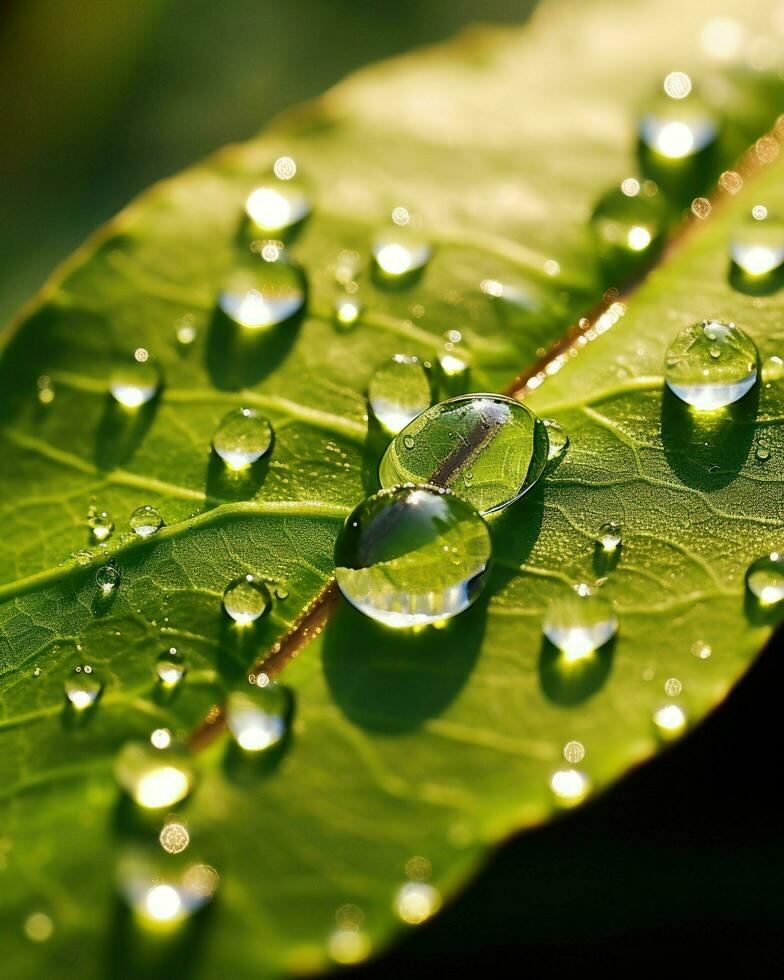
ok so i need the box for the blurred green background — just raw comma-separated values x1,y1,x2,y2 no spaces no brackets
2,1,782,976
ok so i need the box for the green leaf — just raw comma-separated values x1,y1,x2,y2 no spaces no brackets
1,0,783,975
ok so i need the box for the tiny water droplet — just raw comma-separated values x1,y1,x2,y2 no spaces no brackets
379,394,548,515
226,682,292,752
219,248,306,328
64,666,102,711
130,505,163,537
730,206,784,277
95,564,120,593
72,549,94,566
335,485,491,628
155,648,187,687
653,703,687,740
368,354,432,434
372,209,431,283
223,574,271,624
24,911,54,943
114,741,194,809
756,442,771,461
745,552,784,605
542,583,618,660
542,418,569,463
175,314,197,346
591,184,665,270
664,320,758,410
395,882,441,925
664,676,682,697
37,375,55,405
333,291,364,328
563,740,586,764
328,928,371,965
211,407,273,470
550,768,591,807
596,520,622,552
87,504,114,543
245,157,311,235
109,351,161,408
691,640,712,659
274,586,289,600
159,820,190,855
150,727,172,749
761,354,784,383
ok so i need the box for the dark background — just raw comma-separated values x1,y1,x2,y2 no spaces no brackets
1,1,781,976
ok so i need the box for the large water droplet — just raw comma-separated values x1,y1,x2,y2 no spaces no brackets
542,418,569,462
245,157,311,235
368,354,432,434
664,320,758,410
95,564,120,594
379,393,549,515
114,741,194,809
155,647,187,687
226,682,291,752
64,665,102,711
372,208,431,283
212,407,273,470
730,205,784,277
109,349,161,408
223,574,271,624
87,504,114,543
219,247,306,328
591,183,666,271
334,484,491,628
130,504,163,537
745,552,784,605
542,583,618,660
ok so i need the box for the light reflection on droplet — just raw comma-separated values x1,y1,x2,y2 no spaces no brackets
663,71,692,100
550,768,591,807
64,666,102,711
150,728,172,750
691,640,712,660
159,821,190,855
226,683,291,753
563,740,586,764
115,741,194,809
542,583,617,661
653,703,687,740
109,351,161,408
395,882,442,925
745,552,784,605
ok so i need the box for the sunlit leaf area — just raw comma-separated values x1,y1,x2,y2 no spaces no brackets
2,0,784,976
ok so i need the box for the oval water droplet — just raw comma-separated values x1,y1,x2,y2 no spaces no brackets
219,247,306,329
64,666,102,711
653,703,687,740
333,291,364,329
550,768,591,807
542,418,569,462
109,349,161,408
155,648,187,687
211,407,273,470
223,574,271,624
639,96,718,160
762,354,784,383
372,208,431,284
596,520,622,552
756,442,771,461
730,205,784,278
334,484,491,628
226,682,292,752
590,183,666,272
95,564,120,593
379,393,549,515
116,849,219,927
245,157,312,235
87,504,114,543
114,741,194,809
542,583,618,660
745,552,784,606
368,354,432,435
664,320,758,410
130,505,163,538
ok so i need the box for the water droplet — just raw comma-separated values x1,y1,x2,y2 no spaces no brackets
762,354,784,382
756,442,771,461
72,549,94,567
653,703,687,740
372,210,431,283
639,97,718,160
24,912,54,943
114,741,194,809
542,418,569,462
64,666,102,711
379,393,549,515
130,505,163,538
334,292,363,329
109,350,161,408
691,640,712,660
664,676,682,696
159,820,190,855
116,850,218,926
596,520,622,553
730,206,784,277
175,314,197,346
563,740,585,764
328,929,371,965
664,320,758,410
334,485,491,628
155,648,187,687
591,184,665,270
542,583,618,660
368,354,432,434
245,157,311,235
211,407,273,470
219,248,306,329
395,882,441,925
226,682,291,752
274,586,289,600
222,574,271,624
550,768,591,807
95,564,120,593
87,504,114,543
37,375,55,404
150,727,172,749
746,552,784,605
